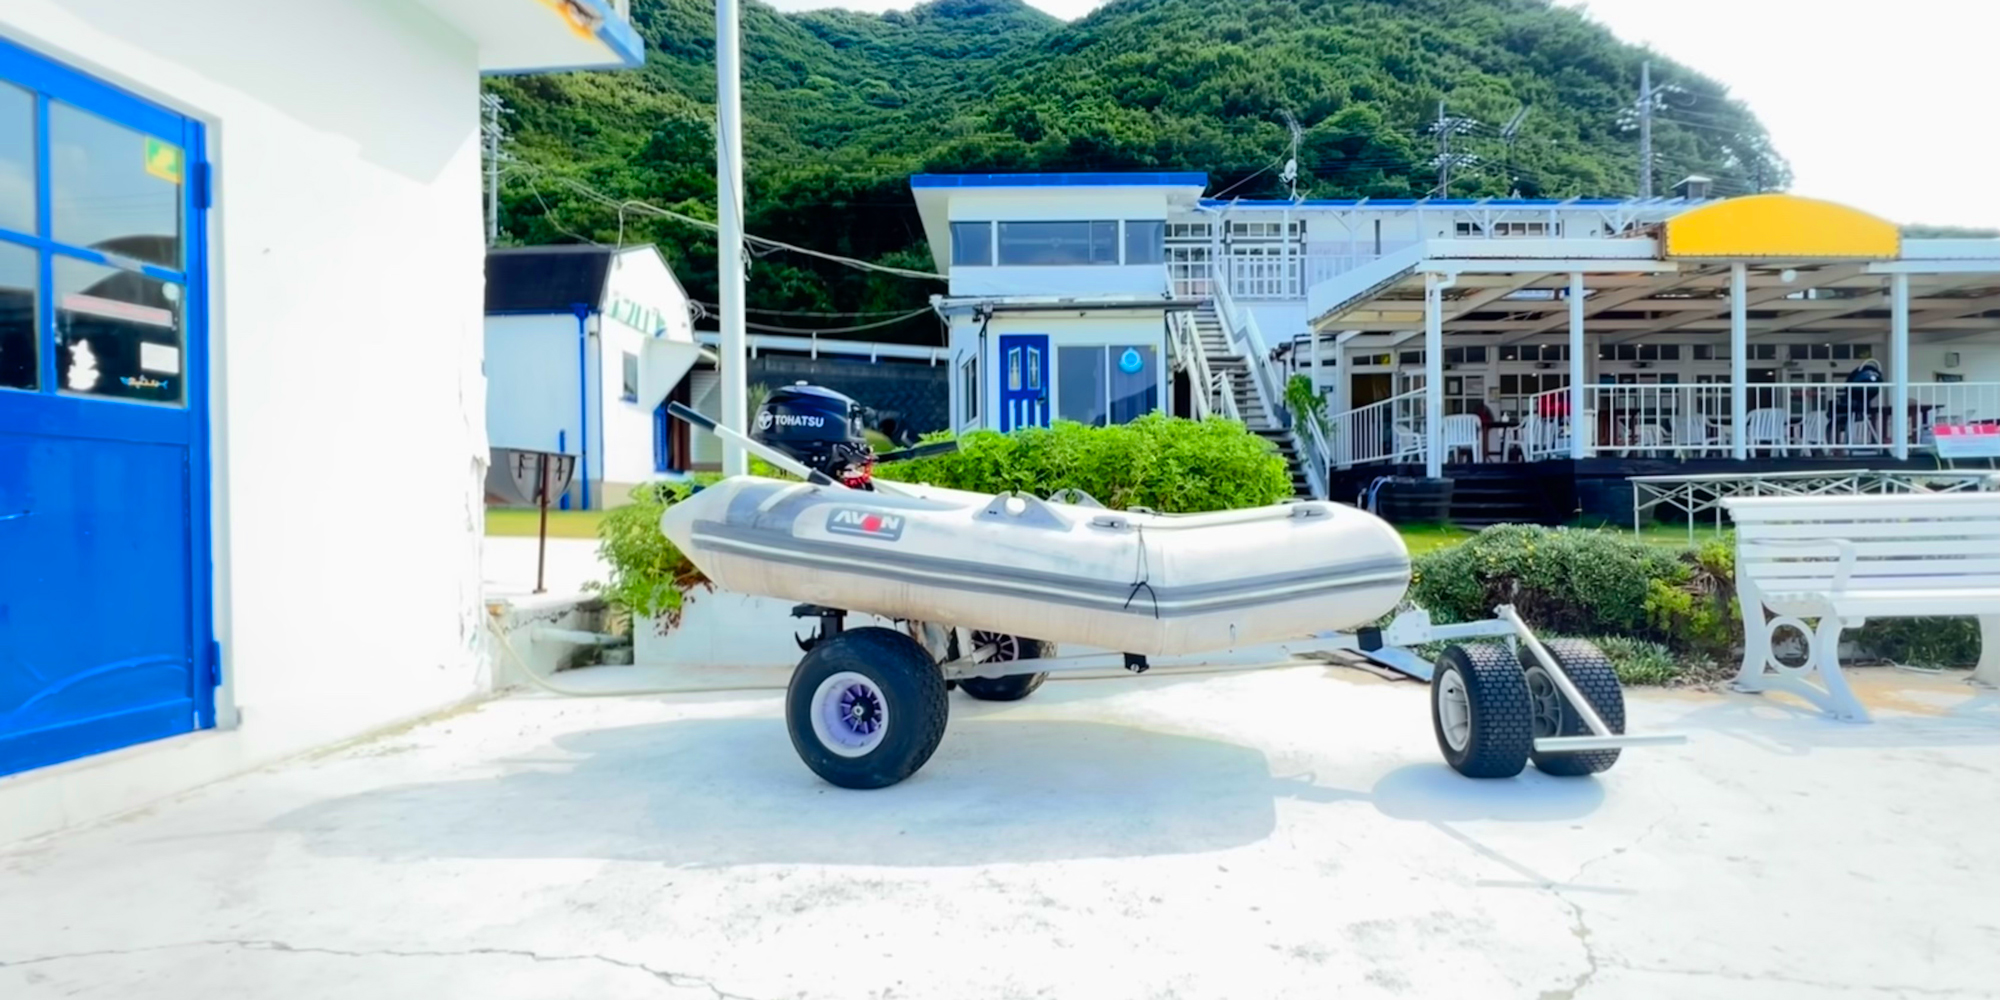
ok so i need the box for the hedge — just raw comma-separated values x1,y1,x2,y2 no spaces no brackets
877,415,1293,512
1410,524,1984,679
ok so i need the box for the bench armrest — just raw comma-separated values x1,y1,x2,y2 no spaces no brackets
1752,536,1858,594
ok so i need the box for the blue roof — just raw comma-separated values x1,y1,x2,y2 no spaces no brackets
913,172,1210,190
1199,197,1639,209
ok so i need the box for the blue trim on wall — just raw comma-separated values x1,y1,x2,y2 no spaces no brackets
572,304,592,511
1198,197,1637,209
913,173,1209,190
585,0,647,68
184,117,216,728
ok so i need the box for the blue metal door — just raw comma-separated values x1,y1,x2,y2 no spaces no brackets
0,38,214,776
997,334,1048,432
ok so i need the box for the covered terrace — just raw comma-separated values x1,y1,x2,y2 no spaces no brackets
1305,195,2000,476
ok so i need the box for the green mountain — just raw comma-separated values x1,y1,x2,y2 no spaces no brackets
487,0,1786,340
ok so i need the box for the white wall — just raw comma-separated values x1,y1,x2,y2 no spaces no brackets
953,312,1170,431
0,0,494,841
1913,336,2000,384
597,247,696,495
596,317,650,495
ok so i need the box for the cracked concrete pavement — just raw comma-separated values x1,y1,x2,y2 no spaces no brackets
3,666,1996,999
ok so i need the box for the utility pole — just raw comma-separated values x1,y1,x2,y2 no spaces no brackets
481,93,505,246
1427,101,1479,198
1278,109,1302,201
1638,61,1656,199
1500,105,1530,196
716,0,749,475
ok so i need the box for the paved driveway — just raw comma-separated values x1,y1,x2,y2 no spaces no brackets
3,668,1996,999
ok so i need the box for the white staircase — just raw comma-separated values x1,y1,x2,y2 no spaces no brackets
1190,303,1313,498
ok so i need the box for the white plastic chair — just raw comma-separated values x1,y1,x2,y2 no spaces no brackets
1745,408,1789,456
1634,422,1668,456
1441,414,1483,463
1796,412,1830,450
1520,415,1570,459
1672,414,1714,455
1393,424,1425,463
1846,414,1882,450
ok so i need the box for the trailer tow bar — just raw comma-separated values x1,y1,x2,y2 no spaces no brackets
1498,605,1688,753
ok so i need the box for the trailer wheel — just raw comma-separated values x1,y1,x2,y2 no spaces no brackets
957,632,1051,702
786,627,949,789
1431,643,1534,779
1525,639,1625,777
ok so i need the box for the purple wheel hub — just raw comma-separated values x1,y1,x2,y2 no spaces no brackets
810,671,890,757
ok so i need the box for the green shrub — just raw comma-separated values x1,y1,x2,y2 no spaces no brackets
1409,525,1686,638
1853,618,1985,668
876,415,1292,512
593,479,716,628
1588,635,1683,686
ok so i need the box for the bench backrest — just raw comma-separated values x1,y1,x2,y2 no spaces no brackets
1723,493,2000,594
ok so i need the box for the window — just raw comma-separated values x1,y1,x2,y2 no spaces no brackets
1124,220,1165,265
1399,350,1424,366
997,221,1119,266
1455,220,1562,238
961,355,978,423
1443,346,1487,365
0,83,32,236
1057,344,1159,427
950,221,992,267
50,101,183,269
54,255,183,404
0,242,33,390
1228,221,1299,238
1166,222,1211,239
621,352,639,403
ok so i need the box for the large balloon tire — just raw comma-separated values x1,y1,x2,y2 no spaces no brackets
786,627,948,789
1431,642,1534,779
1525,639,1626,777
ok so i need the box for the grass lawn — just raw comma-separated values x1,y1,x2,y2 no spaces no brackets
486,508,606,540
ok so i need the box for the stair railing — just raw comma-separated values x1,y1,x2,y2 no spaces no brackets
1210,263,1284,433
1168,310,1214,421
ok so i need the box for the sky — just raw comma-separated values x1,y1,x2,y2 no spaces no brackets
760,0,2000,229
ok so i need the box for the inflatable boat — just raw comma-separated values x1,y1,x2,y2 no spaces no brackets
659,476,1411,658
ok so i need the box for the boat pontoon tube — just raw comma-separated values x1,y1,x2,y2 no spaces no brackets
659,477,1412,658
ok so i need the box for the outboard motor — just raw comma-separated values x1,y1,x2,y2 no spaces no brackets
752,382,877,489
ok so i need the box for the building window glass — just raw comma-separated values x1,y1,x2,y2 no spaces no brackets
1124,220,1165,265
0,241,33,390
950,221,991,267
1110,345,1158,424
961,354,978,423
54,255,183,405
1057,345,1107,426
49,101,182,269
621,352,639,403
997,221,1119,266
0,83,33,237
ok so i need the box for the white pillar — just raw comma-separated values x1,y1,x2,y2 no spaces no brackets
1424,273,1446,478
1730,263,1748,460
1890,272,1911,461
1568,271,1588,459
716,0,750,475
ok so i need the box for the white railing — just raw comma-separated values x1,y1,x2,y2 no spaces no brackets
1587,384,1734,457
1331,389,1427,468
1211,264,1285,432
1215,370,1241,422
1735,383,1902,455
1168,311,1213,421
1522,387,1575,460
1296,402,1333,499
1910,382,2000,446
1168,261,1214,299
1227,256,1300,300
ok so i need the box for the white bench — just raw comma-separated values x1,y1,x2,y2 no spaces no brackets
1723,492,2000,721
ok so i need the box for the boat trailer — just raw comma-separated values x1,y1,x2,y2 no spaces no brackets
669,403,1686,790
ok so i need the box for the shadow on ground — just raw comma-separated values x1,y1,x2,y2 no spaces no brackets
268,713,1609,868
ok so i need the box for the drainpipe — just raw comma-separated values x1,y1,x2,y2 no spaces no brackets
572,302,593,511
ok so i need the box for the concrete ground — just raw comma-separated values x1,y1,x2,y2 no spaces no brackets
3,667,1996,1000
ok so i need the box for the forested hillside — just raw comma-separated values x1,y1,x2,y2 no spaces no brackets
486,0,1786,342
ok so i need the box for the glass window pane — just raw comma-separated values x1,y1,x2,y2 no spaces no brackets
1110,345,1157,424
0,241,34,390
0,83,33,236
1091,221,1118,264
950,222,991,267
998,222,1104,266
1057,345,1106,427
1123,220,1164,265
621,352,638,402
54,255,183,405
50,102,182,269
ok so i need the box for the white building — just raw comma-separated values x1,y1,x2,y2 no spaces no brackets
915,173,2000,509
484,244,700,509
0,0,644,842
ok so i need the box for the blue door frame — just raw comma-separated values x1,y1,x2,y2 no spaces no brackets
997,334,1049,432
0,36,215,776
